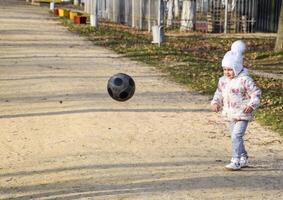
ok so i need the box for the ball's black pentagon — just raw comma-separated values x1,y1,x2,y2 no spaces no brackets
107,73,135,102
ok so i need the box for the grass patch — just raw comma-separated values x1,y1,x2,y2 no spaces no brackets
60,17,283,136
254,77,283,134
255,51,283,60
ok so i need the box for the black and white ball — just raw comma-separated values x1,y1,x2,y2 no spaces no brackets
107,73,135,102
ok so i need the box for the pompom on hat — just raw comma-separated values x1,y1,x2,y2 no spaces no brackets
231,40,246,55
222,40,246,76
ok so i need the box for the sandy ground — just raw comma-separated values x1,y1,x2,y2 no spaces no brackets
0,1,283,199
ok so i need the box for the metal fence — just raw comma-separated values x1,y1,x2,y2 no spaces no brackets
255,0,282,32
198,0,259,33
82,0,282,33
195,0,282,33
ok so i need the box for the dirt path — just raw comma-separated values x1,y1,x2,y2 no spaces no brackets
0,1,282,199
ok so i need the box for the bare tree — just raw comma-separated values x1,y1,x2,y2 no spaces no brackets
275,2,283,51
180,0,196,31
166,0,180,27
166,0,174,27
174,0,179,17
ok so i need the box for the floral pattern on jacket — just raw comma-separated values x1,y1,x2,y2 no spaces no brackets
211,68,261,121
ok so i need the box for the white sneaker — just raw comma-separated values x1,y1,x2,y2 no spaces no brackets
225,159,241,171
240,156,249,168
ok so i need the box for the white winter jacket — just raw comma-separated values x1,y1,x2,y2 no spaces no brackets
211,68,261,121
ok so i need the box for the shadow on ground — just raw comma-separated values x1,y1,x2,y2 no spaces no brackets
1,161,282,199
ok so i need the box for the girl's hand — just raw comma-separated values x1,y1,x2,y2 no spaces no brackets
212,104,221,112
244,106,254,113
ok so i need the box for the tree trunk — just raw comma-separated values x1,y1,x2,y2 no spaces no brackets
275,2,283,51
108,0,113,20
174,0,179,17
180,0,196,31
90,0,97,27
73,0,79,6
166,0,174,27
102,0,107,19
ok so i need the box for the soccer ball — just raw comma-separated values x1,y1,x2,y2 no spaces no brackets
107,73,135,101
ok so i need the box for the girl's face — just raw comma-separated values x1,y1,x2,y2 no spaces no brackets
223,67,235,79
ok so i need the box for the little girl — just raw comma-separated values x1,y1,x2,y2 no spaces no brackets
211,40,261,170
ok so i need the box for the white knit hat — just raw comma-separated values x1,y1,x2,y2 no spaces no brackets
222,40,246,76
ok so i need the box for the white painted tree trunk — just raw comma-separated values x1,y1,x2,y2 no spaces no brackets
148,0,151,32
102,0,107,18
73,0,79,6
174,0,179,17
132,0,135,27
139,0,143,29
275,2,283,51
166,0,174,27
84,0,89,13
224,0,228,33
90,0,98,27
113,0,122,22
107,0,113,20
180,0,196,31
112,0,116,21
125,0,129,24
